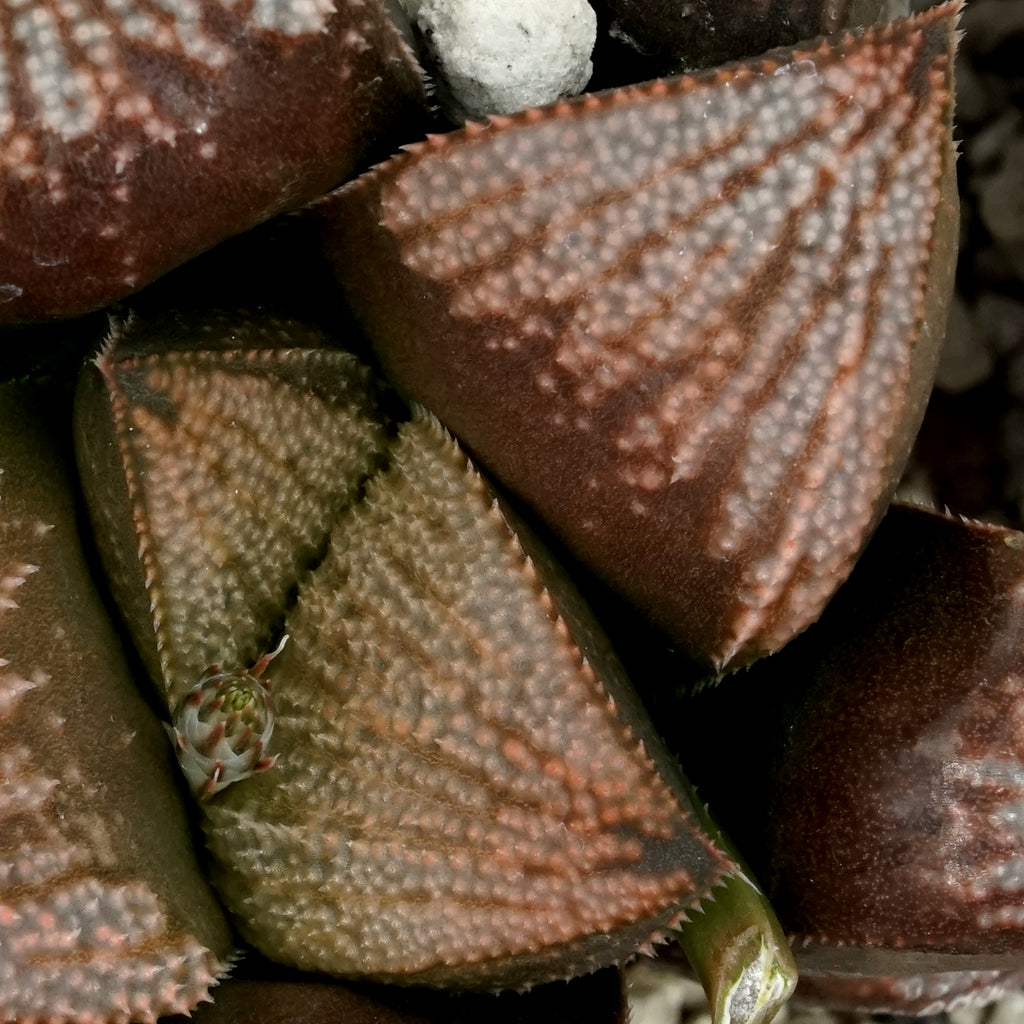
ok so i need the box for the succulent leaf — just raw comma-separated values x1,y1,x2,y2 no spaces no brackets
317,3,961,672
74,312,390,708
0,383,234,1023
766,507,1024,965
676,504,1024,1010
0,0,427,322
202,408,740,988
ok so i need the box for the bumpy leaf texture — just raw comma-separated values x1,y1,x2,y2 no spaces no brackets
74,312,390,708
0,383,234,1024
765,507,1024,965
74,316,741,990
204,409,734,988
316,3,960,673
0,0,427,322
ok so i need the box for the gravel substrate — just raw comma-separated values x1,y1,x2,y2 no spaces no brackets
627,962,1024,1024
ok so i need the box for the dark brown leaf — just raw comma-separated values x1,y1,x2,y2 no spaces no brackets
0,0,427,323
162,967,626,1024
316,5,960,673
0,383,234,1022
676,504,1024,1005
202,410,736,988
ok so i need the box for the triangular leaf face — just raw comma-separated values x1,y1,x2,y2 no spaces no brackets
75,314,389,706
318,4,960,672
203,412,735,989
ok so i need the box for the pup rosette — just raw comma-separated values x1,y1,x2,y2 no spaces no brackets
168,646,283,800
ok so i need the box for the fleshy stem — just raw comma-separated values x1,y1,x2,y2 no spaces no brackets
675,801,797,1024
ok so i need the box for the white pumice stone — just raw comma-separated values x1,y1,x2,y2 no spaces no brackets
412,0,597,121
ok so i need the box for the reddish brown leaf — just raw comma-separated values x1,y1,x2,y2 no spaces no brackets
316,5,960,673
677,504,1024,1005
202,409,735,988
0,0,427,323
0,383,234,1023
